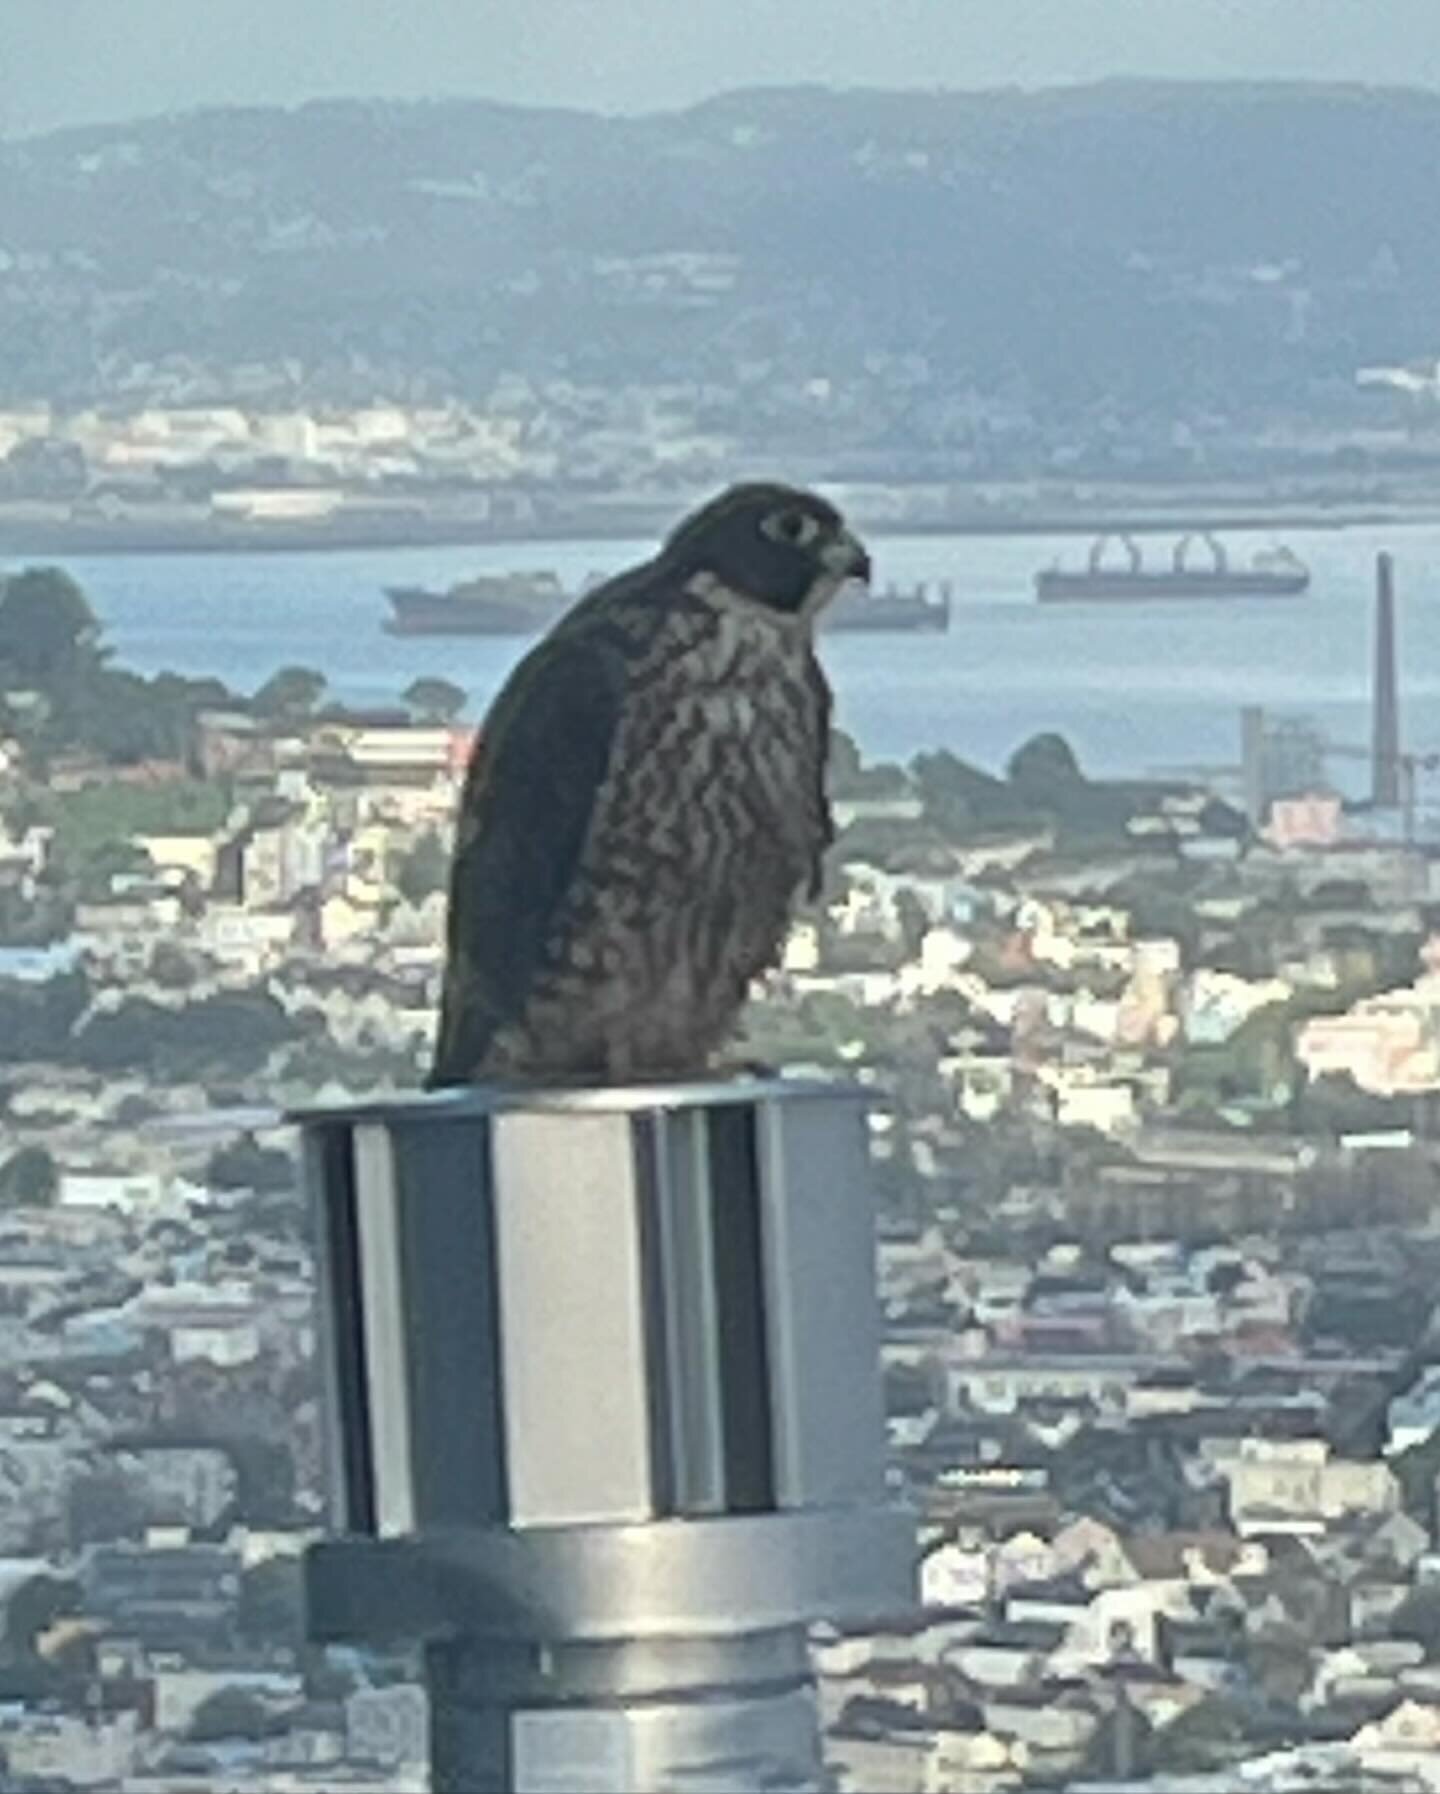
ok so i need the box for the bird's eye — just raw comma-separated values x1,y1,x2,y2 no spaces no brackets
762,508,821,547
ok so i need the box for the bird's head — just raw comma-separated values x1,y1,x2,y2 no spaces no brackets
661,482,872,622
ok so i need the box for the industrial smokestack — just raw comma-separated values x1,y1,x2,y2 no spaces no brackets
1373,552,1400,808
1240,705,1266,825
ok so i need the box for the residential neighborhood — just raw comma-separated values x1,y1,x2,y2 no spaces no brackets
0,559,1439,1786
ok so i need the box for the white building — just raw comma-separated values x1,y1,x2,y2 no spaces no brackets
58,1170,168,1215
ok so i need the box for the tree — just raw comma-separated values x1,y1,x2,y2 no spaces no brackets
1299,1072,1413,1138
302,1648,360,1702
894,888,931,959
188,1687,284,1743
71,838,152,902
1008,731,1084,799
66,1465,147,1548
237,1556,304,1647
0,1146,57,1208
252,665,327,723
206,1134,297,1195
0,974,88,1065
2,1575,80,1662
1392,1429,1440,1532
911,747,1028,835
150,942,198,991
72,990,305,1077
226,1435,299,1526
1391,1587,1440,1657
393,830,450,907
402,675,467,724
0,568,100,690
1148,1695,1252,1776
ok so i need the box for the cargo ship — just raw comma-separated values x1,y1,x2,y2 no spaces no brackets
383,572,952,635
1035,533,1310,604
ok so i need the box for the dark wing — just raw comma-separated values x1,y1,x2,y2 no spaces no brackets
428,633,628,1085
804,650,835,901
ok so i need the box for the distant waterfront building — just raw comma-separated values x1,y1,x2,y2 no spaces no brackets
1242,706,1334,826
1270,720,1329,812
1267,792,1344,850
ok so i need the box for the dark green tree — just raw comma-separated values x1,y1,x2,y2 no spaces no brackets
0,568,100,690
1147,1695,1252,1776
252,666,327,723
0,1146,57,1208
226,1435,299,1527
72,990,304,1076
237,1556,305,1647
206,1134,297,1195
2,1575,80,1661
402,676,467,724
1391,1587,1440,1658
66,1465,147,1547
894,888,931,958
188,1687,283,1743
1392,1429,1440,1533
393,830,450,907
1008,731,1084,799
70,838,152,901
911,747,1028,835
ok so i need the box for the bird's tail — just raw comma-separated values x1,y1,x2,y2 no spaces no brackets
426,979,497,1089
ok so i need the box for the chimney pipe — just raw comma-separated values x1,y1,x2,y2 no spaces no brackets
1373,552,1400,807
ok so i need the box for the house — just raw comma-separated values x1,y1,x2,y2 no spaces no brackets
237,821,327,907
1049,1518,1137,1592
0,1712,140,1786
136,833,220,891
1352,1698,1440,1751
0,939,82,983
346,1684,429,1770
945,1356,1165,1421
123,1281,267,1366
316,891,378,951
1053,1079,1138,1139
1347,1570,1412,1638
1221,1439,1399,1538
1183,969,1293,1046
921,1540,991,1609
58,1169,168,1215
945,1618,1067,1688
83,1540,243,1655
104,1446,237,1530
195,903,299,974
980,1688,1101,1761
1297,986,1440,1097
827,1718,931,1794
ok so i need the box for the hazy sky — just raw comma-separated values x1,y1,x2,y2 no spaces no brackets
5,0,1440,137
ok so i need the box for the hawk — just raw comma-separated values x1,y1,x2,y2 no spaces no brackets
428,481,870,1086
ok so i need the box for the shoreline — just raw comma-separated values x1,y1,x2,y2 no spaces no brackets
1,500,1437,560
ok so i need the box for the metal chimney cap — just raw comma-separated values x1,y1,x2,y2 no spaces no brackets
286,1072,871,1129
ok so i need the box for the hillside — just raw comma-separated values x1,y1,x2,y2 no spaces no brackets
2,81,1438,469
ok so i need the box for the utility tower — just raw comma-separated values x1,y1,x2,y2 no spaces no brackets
1373,551,1400,808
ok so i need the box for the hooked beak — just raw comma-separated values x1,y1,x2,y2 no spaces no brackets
824,528,871,586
